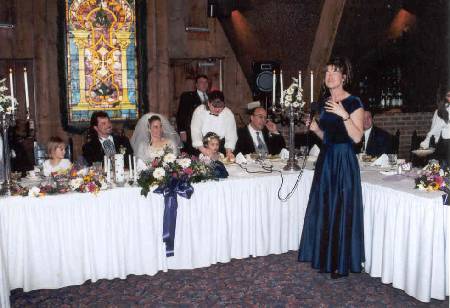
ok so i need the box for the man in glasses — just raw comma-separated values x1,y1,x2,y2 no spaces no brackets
234,106,285,156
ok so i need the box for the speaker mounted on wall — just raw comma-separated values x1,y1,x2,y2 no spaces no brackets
252,60,280,99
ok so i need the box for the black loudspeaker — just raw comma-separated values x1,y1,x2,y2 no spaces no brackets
252,61,280,95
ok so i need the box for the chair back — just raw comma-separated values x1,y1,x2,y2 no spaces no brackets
392,129,400,154
34,139,73,167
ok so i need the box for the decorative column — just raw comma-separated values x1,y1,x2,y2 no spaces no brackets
72,30,90,109
115,30,134,109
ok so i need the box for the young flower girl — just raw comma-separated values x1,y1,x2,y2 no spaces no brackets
42,136,72,176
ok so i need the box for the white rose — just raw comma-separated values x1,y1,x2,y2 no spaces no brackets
292,101,300,108
153,167,166,180
286,87,294,95
163,153,176,164
177,158,191,169
285,95,292,102
439,169,445,176
69,177,83,190
155,149,165,158
28,186,41,197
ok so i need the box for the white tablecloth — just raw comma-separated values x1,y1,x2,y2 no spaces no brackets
0,162,447,306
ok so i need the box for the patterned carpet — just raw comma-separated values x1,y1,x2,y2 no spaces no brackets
11,251,448,307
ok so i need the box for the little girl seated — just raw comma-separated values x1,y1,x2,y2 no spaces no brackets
199,132,224,161
43,136,72,176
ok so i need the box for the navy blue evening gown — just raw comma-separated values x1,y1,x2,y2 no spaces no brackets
298,95,365,275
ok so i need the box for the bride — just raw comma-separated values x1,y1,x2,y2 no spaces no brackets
134,115,179,166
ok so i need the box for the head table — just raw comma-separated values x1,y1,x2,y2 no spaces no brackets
0,161,447,307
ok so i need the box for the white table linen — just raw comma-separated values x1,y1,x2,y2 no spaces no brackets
0,161,447,306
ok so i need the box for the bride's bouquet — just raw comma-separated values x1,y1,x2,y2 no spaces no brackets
137,150,220,197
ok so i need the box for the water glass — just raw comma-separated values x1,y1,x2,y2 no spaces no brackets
388,154,397,166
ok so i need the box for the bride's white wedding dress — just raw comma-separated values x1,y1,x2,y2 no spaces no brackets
135,138,178,172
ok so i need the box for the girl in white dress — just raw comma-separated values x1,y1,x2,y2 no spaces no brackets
136,115,178,171
43,136,72,176
199,132,224,162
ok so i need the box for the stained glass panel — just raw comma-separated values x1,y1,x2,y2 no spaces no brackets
65,0,139,123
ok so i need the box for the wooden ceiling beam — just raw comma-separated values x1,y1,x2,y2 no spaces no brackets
307,0,347,103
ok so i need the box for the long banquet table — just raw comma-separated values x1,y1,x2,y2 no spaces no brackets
0,162,447,307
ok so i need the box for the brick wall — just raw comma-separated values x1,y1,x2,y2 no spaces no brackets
373,112,433,159
278,112,434,159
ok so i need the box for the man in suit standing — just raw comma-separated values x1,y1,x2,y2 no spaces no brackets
359,110,393,157
235,107,285,155
176,75,209,154
82,111,133,166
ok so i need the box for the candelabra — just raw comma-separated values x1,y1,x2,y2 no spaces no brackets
1,112,16,196
271,77,307,171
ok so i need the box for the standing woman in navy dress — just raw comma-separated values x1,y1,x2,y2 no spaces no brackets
298,57,365,278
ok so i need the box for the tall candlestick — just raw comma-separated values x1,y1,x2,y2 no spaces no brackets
280,70,284,108
9,68,14,99
310,70,314,103
272,70,276,111
23,67,30,119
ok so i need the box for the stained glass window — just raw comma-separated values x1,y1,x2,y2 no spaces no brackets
64,0,139,123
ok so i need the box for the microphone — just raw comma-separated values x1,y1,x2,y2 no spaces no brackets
307,101,319,129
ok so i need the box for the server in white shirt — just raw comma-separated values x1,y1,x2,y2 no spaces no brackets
190,90,237,161
420,90,450,166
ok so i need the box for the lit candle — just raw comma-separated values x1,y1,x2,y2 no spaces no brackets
104,155,108,173
128,154,133,180
280,70,284,108
299,70,302,89
9,68,14,98
106,158,111,183
272,70,276,111
310,70,314,103
24,67,30,119
133,156,137,182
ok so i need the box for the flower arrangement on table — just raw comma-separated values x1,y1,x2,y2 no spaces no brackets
414,161,449,193
281,78,306,110
0,78,18,114
13,166,108,197
136,150,228,257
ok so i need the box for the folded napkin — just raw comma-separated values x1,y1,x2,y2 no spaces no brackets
309,145,320,157
371,154,389,167
235,152,247,164
280,148,289,159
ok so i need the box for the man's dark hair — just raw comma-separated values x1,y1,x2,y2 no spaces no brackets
90,111,110,128
208,90,225,102
195,74,209,83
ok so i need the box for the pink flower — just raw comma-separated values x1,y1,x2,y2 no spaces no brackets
172,172,178,178
152,159,159,168
184,167,193,175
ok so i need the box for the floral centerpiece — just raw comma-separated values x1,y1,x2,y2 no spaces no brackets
0,78,18,115
13,166,108,197
137,150,227,257
414,160,449,205
282,78,306,110
414,161,449,192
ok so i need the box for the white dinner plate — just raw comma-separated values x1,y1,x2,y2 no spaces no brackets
411,148,435,157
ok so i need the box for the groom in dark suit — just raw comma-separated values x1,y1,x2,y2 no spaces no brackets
358,110,393,157
176,75,209,154
234,107,286,155
82,111,133,166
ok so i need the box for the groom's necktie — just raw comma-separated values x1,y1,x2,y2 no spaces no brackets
103,138,116,157
256,132,268,154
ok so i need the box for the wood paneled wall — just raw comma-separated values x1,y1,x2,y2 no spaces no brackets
0,0,252,159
